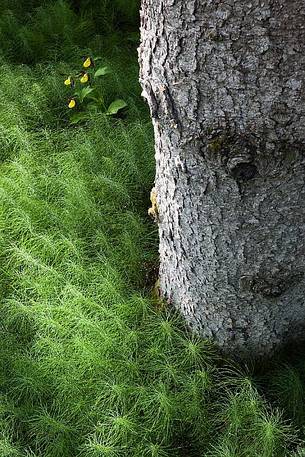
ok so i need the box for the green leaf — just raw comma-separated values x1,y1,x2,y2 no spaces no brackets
106,99,127,116
94,66,112,78
70,113,88,124
80,86,94,102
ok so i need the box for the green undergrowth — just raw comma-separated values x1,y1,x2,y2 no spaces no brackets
1,10,305,456
0,0,140,63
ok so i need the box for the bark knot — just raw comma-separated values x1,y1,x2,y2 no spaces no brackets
240,271,304,298
207,132,258,182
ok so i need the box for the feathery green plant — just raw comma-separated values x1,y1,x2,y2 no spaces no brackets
0,0,140,63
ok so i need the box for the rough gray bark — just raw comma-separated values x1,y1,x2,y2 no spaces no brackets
139,0,305,357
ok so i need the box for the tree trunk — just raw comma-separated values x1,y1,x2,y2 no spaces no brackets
139,0,305,357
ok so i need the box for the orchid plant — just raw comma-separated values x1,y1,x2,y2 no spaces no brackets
64,56,127,124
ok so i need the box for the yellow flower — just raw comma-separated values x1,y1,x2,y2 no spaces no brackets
64,76,72,86
83,57,92,68
68,98,76,109
80,73,89,84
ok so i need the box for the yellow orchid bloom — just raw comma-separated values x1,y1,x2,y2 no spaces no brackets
68,99,76,109
80,73,89,84
64,76,73,86
83,57,92,68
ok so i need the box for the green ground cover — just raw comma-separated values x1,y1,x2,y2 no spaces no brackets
1,1,305,456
